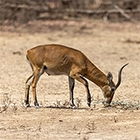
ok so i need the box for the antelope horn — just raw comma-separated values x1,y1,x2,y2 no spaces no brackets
115,63,129,89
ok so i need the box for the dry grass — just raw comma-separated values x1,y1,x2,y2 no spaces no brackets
0,93,26,113
85,121,96,133
0,92,139,114
112,100,140,110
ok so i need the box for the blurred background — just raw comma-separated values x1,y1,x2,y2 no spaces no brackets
0,0,140,26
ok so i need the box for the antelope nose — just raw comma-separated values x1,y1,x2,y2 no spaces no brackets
102,100,111,107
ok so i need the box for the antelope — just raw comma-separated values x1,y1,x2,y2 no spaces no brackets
24,44,128,108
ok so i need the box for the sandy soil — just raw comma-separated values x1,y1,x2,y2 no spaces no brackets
0,20,140,140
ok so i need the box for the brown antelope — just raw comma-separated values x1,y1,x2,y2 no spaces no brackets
24,44,128,108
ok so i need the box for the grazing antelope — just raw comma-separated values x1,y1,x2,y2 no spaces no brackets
24,44,128,108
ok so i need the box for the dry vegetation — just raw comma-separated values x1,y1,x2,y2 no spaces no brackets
0,20,140,140
1,0,140,23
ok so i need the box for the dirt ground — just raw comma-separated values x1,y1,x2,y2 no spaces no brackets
0,20,140,140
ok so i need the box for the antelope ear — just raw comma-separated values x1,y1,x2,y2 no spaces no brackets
107,72,113,82
107,72,116,92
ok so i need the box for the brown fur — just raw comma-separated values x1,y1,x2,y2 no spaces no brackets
24,44,126,108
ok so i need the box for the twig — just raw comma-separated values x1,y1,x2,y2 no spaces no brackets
114,4,137,23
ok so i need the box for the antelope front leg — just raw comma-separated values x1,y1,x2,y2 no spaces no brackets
79,75,91,107
68,76,76,108
71,74,91,107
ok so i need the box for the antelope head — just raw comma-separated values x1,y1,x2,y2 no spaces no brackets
102,63,128,107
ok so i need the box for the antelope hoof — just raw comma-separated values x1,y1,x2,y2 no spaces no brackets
34,102,40,109
35,106,40,109
71,104,76,109
87,96,91,107
70,103,76,109
103,103,111,108
104,104,111,108
24,103,30,108
87,102,91,107
72,105,76,109
24,100,30,108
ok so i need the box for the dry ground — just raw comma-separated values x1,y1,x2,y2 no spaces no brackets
0,20,140,140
